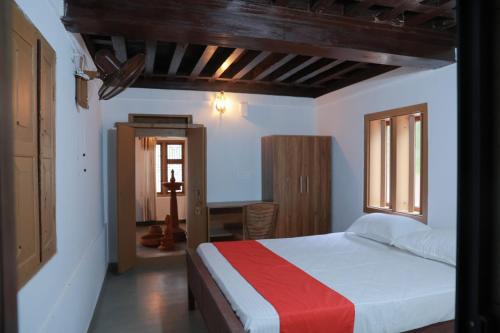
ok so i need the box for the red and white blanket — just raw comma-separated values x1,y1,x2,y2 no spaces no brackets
198,233,455,333
214,240,355,333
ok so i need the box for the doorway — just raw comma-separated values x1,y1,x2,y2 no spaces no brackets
135,136,187,260
116,121,207,273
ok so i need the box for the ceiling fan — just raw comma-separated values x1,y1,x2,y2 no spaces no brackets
75,49,145,103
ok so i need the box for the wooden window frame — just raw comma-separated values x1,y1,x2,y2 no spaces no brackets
157,140,185,196
364,103,428,223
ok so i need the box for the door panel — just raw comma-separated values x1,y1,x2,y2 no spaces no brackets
39,37,56,263
12,6,39,288
271,136,289,238
14,157,40,287
186,127,207,249
117,125,136,273
310,137,332,234
300,137,314,235
286,136,303,237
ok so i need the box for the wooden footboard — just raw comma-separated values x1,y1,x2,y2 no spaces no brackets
186,249,454,333
186,249,245,333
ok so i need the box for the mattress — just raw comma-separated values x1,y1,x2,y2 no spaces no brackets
197,232,455,333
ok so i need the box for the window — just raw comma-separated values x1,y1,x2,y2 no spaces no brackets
364,104,427,222
155,140,185,195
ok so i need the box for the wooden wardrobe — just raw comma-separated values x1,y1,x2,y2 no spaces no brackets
262,135,332,238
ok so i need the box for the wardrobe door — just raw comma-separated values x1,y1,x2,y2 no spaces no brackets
12,6,40,288
300,137,314,235
310,137,332,234
39,37,56,263
287,136,307,237
272,136,291,238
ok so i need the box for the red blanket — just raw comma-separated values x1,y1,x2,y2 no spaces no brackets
214,240,355,333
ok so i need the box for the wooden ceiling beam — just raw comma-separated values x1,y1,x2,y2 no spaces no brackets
62,0,456,69
132,77,319,97
232,51,271,80
318,65,397,94
377,0,414,22
144,40,156,77
313,62,367,85
168,43,188,76
211,48,245,81
294,59,344,84
190,45,218,79
275,56,321,82
254,54,296,81
111,35,127,62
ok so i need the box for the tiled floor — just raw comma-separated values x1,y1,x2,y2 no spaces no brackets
88,256,208,333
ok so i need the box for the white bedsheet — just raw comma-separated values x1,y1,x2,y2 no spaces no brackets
197,233,455,333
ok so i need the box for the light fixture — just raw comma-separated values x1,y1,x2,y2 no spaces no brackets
214,91,227,114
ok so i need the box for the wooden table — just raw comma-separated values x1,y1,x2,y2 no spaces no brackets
207,201,263,242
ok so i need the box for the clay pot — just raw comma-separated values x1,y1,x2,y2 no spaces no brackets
140,234,162,248
148,225,163,235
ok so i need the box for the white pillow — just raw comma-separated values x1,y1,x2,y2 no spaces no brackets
392,228,456,266
347,213,431,245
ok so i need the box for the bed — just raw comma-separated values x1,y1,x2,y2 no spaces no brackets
187,232,455,333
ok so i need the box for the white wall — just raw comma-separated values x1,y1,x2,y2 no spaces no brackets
315,65,457,231
101,89,315,261
14,1,106,333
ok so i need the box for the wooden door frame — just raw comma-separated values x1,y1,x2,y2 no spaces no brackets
114,121,206,272
0,0,19,331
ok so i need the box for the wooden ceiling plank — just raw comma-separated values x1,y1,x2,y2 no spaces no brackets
144,40,156,77
377,0,414,22
346,0,378,17
294,59,344,84
190,45,218,79
232,51,271,80
211,48,245,81
311,0,337,13
62,0,456,69
317,65,397,95
168,43,188,76
254,54,296,81
406,0,456,26
275,56,321,82
111,35,127,62
313,62,367,85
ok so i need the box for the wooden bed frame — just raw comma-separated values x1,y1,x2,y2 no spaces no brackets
187,249,454,333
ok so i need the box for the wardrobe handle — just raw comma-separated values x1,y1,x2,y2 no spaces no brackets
300,176,303,193
306,176,310,193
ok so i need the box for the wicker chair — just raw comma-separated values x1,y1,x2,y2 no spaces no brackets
242,203,279,240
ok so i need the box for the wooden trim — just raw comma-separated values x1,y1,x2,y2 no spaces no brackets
187,249,454,333
380,119,387,207
127,114,193,124
364,103,428,223
408,115,416,212
0,0,18,330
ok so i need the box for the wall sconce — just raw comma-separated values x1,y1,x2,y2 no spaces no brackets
214,91,227,114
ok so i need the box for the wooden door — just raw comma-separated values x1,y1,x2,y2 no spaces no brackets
39,37,56,263
309,137,332,234
1,0,19,328
116,125,136,273
300,137,314,235
270,136,289,238
186,127,207,249
283,136,303,237
12,5,40,288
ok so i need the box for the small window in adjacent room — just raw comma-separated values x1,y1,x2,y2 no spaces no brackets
156,140,185,195
364,104,428,222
